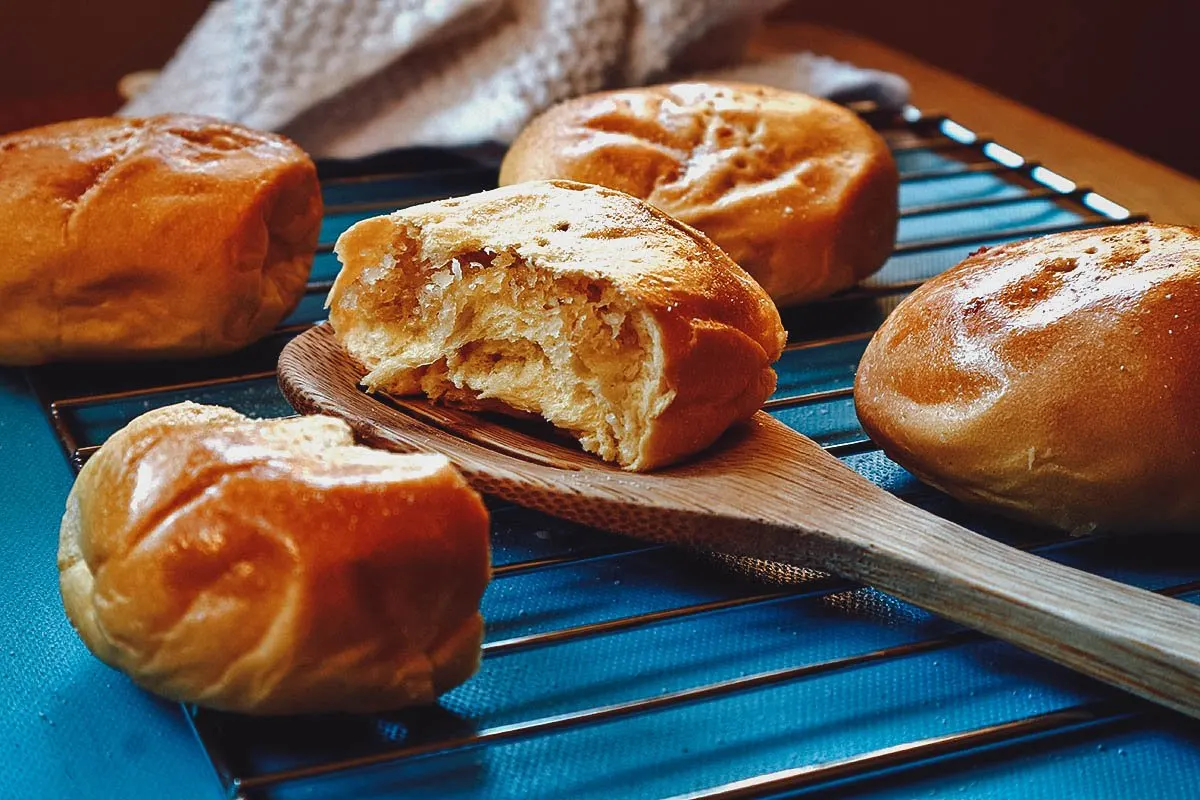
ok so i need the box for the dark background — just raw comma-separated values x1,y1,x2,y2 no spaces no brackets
1,0,1197,177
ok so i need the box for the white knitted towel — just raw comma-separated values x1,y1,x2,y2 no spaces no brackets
122,0,910,159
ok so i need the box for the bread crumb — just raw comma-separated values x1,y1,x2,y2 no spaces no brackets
425,269,455,293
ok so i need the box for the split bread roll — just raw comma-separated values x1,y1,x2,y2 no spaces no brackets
0,114,322,365
329,179,786,471
58,402,490,715
855,223,1200,534
499,82,898,307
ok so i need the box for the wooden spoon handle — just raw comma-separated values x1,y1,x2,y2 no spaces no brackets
720,429,1200,720
835,506,1200,717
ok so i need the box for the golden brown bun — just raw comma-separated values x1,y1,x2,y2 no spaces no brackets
855,223,1200,534
58,402,490,714
0,114,322,365
499,82,898,307
329,179,786,471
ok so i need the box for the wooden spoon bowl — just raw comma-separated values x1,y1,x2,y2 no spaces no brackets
279,323,1200,720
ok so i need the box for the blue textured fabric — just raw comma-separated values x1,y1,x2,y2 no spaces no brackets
309,252,342,284
5,138,1199,800
0,370,223,800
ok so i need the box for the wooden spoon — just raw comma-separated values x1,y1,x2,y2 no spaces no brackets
279,324,1200,719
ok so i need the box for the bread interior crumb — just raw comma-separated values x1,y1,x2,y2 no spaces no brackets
346,235,670,467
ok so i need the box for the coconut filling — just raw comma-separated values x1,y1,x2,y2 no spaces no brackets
353,249,671,467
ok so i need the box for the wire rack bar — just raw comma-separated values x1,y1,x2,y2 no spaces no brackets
491,544,667,578
763,387,854,411
667,702,1135,800
232,579,1200,793
481,585,826,658
71,445,99,468
273,322,318,336
483,531,1116,657
321,191,492,217
886,137,970,154
847,201,1141,302
822,439,876,458
841,279,939,300
899,161,1014,182
46,406,80,465
314,180,1089,257
782,331,875,352
309,135,1014,233
314,158,1004,219
50,370,279,409
320,165,500,191
898,186,1065,218
234,630,982,791
892,216,1129,255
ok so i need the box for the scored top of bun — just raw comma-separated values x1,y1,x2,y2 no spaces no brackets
855,222,1200,534
58,402,490,714
0,114,322,365
330,179,786,470
499,82,898,307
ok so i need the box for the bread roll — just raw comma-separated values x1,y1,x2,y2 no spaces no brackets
855,223,1200,534
329,179,786,471
58,402,490,714
0,114,322,365
499,82,898,307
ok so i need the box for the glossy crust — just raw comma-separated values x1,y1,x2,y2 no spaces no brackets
330,180,786,470
58,402,491,714
0,114,322,365
855,223,1200,534
499,82,898,307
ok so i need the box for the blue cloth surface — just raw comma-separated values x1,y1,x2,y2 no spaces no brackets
5,126,1200,800
0,369,222,800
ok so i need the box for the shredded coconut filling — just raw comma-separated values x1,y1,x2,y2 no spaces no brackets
344,243,672,467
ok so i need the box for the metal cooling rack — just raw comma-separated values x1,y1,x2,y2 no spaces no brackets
25,105,1200,800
